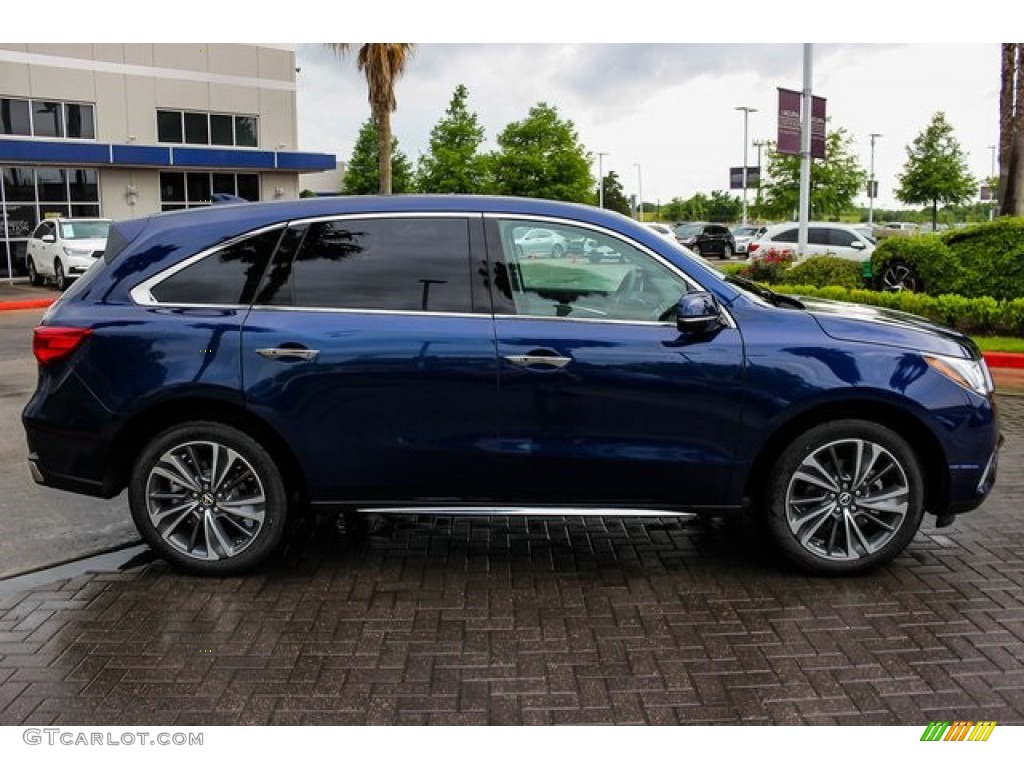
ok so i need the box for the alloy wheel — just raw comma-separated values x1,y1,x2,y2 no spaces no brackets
784,438,910,561
144,440,267,562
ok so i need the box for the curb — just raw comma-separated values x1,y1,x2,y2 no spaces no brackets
0,298,56,311
983,352,1024,370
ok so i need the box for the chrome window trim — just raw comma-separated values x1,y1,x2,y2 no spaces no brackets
131,212,482,309
129,222,287,307
247,305,487,320
484,212,736,330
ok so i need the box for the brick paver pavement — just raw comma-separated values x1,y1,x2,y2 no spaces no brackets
1,398,1022,726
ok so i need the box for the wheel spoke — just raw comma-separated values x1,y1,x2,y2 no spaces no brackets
151,456,201,493
792,455,841,493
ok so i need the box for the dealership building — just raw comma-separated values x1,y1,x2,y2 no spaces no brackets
0,43,335,278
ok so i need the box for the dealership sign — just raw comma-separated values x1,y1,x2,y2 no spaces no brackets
777,88,827,159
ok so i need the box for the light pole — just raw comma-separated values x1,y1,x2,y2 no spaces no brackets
596,152,608,208
735,106,758,226
752,139,768,216
868,133,882,226
634,163,643,221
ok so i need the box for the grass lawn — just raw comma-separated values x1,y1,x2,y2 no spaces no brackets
973,336,1024,353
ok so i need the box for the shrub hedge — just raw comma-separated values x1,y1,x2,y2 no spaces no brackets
772,284,1024,337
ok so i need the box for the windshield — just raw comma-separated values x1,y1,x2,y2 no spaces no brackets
731,226,758,237
60,220,111,240
674,224,702,237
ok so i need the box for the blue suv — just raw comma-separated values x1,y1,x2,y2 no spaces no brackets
23,196,1001,576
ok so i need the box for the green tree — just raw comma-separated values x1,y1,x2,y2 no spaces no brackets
759,127,867,221
342,118,414,195
490,103,593,203
326,43,414,195
416,84,489,193
599,170,631,215
896,111,976,229
705,190,742,222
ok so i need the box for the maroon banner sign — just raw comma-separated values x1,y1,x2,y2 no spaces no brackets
777,88,801,156
777,88,827,159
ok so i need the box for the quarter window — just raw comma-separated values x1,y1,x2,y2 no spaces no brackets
260,218,474,313
495,220,687,323
150,228,282,306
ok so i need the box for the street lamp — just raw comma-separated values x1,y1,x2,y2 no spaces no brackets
735,107,758,226
752,139,768,215
596,151,608,208
868,133,882,226
634,163,643,221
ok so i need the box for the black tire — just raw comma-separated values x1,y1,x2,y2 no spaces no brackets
723,244,734,260
551,244,564,259
691,243,702,257
27,257,43,287
128,421,291,575
763,420,925,575
54,259,68,291
879,260,923,293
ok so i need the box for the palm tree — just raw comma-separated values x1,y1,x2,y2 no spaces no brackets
326,43,414,195
999,43,1023,216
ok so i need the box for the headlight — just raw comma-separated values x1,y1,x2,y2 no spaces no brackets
62,246,93,258
924,354,994,397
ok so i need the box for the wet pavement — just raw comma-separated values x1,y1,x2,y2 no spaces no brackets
0,398,1022,726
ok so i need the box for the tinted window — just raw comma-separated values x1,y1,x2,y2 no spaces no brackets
808,227,829,246
0,98,31,135
210,114,234,145
32,101,63,137
264,218,473,313
235,116,258,147
184,112,209,144
828,228,858,247
65,103,95,139
772,228,798,243
157,110,183,143
496,220,687,323
151,228,281,306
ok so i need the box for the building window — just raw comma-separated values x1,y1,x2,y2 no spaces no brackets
156,110,259,148
159,171,260,211
1,166,101,278
0,98,95,140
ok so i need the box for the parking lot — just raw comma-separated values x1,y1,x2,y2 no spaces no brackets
0,395,1021,726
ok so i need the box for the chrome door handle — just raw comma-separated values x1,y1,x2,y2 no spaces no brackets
503,354,572,369
256,347,320,361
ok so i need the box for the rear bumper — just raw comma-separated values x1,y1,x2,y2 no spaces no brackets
26,452,114,498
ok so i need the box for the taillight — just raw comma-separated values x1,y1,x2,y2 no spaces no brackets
33,326,92,365
748,243,760,253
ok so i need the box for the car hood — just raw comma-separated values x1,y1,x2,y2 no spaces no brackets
63,238,107,251
798,296,980,359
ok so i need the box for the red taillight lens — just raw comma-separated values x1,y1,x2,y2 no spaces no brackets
748,242,760,253
33,326,92,365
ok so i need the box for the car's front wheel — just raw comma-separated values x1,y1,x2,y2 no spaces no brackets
723,244,734,259
128,422,291,575
763,420,925,575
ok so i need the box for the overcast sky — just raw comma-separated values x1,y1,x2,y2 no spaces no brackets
295,42,1001,212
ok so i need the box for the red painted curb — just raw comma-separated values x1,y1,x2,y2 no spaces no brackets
984,352,1024,370
0,298,55,311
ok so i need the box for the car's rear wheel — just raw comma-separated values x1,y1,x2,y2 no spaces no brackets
27,257,43,286
53,259,69,291
691,244,702,257
723,244,734,259
128,422,290,575
763,420,924,575
879,260,923,292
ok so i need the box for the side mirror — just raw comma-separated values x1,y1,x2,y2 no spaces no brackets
676,291,724,335
850,240,866,250
41,234,56,243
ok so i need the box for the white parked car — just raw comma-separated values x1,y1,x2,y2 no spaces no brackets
747,222,875,263
512,227,569,259
26,217,112,290
647,222,677,242
730,225,762,255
